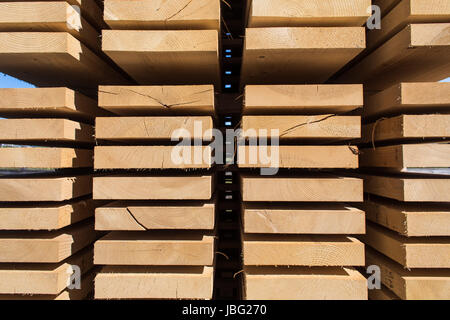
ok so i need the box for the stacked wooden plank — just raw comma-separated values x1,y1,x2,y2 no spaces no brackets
0,87,105,299
237,0,371,300
101,0,221,87
238,84,367,300
0,0,126,89
91,2,221,298
92,85,216,299
337,0,450,91
359,82,450,300
241,0,369,85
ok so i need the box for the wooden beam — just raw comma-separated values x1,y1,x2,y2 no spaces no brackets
244,266,367,300
95,116,213,141
243,234,365,266
366,248,450,300
0,175,92,202
95,266,213,300
0,270,96,300
0,147,92,169
363,223,450,268
364,197,450,237
241,175,363,202
1,0,108,30
338,24,450,91
0,247,93,295
0,199,95,231
102,30,220,86
362,115,450,144
0,118,93,144
94,146,211,169
364,82,450,119
241,27,365,85
93,175,212,200
360,144,450,170
367,0,450,50
0,1,101,53
244,84,363,115
0,88,107,121
374,0,402,15
94,232,214,266
247,0,371,27
369,285,400,300
242,115,361,141
98,85,215,116
95,201,215,231
0,221,95,263
364,174,450,202
238,145,359,169
0,32,125,88
104,0,220,30
243,204,365,234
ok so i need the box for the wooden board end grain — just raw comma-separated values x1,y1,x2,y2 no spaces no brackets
94,232,215,266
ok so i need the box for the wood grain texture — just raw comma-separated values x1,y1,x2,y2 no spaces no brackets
243,204,365,234
95,202,215,231
363,198,450,237
1,0,109,30
238,145,359,169
364,174,450,202
363,223,450,268
104,0,220,30
0,118,93,143
366,248,450,300
244,267,367,300
0,221,95,263
94,232,214,266
98,85,215,116
360,144,450,169
95,266,213,300
367,0,450,50
243,234,365,266
241,27,365,85
244,84,363,115
102,30,220,86
0,87,106,121
364,82,450,119
362,115,450,144
0,148,92,169
0,199,95,231
0,1,101,53
95,116,213,141
0,247,93,295
0,175,92,202
338,24,450,91
0,32,125,88
242,115,361,141
94,146,211,169
93,175,212,200
247,0,371,27
241,176,363,202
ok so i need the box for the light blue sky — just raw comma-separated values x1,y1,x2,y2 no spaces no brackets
0,72,449,88
0,73,35,88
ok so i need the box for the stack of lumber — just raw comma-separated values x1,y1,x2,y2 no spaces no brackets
241,0,369,85
93,85,216,299
359,82,450,300
0,0,126,89
238,84,367,300
0,87,105,300
337,0,450,92
101,0,221,86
